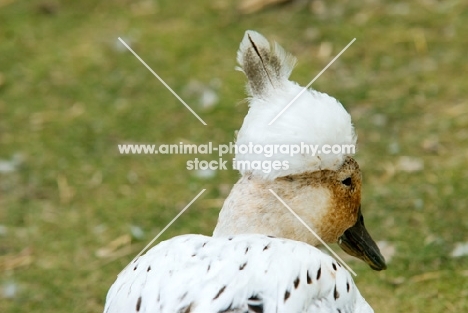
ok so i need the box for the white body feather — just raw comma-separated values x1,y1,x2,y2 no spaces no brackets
104,234,373,313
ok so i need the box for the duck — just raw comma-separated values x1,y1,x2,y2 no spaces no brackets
103,30,386,313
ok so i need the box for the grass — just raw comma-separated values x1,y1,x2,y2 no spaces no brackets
1,0,467,312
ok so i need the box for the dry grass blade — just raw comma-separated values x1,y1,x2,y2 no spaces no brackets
0,247,33,272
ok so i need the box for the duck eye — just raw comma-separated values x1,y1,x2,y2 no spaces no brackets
341,177,352,186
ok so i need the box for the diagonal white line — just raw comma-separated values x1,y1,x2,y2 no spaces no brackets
268,189,357,276
118,37,207,126
125,189,206,269
268,38,356,125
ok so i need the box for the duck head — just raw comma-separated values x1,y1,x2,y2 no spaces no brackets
214,156,387,271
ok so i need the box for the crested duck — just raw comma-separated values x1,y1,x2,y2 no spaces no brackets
104,30,386,313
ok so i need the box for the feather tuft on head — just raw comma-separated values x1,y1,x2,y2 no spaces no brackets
235,30,357,180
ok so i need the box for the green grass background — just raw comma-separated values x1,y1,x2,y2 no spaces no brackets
1,0,467,312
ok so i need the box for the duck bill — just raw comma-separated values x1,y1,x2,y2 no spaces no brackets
338,208,387,271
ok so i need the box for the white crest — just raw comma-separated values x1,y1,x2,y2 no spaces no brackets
235,30,357,179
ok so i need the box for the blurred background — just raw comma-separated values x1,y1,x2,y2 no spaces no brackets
1,0,467,312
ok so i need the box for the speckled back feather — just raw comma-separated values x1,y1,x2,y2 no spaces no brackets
104,234,373,313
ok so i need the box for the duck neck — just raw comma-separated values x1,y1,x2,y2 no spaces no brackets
213,175,327,246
